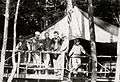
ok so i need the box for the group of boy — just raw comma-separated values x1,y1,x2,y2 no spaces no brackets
16,31,86,75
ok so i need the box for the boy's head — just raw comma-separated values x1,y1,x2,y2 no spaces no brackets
19,35,24,42
44,32,49,38
74,39,80,45
54,31,59,38
35,31,40,39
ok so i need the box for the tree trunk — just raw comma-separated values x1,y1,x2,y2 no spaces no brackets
0,0,10,82
66,0,73,82
66,0,73,39
115,27,120,82
88,0,97,82
115,6,120,81
7,0,20,82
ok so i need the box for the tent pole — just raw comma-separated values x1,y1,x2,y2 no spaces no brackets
0,0,10,82
88,0,97,82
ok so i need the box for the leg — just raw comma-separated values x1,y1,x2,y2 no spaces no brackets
49,54,54,67
44,53,50,68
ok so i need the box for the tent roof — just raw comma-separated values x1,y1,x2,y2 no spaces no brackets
40,6,118,42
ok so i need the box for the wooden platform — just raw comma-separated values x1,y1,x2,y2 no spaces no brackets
4,73,66,80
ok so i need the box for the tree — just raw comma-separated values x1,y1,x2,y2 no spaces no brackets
115,26,120,82
7,0,20,82
115,0,120,81
0,0,10,82
88,0,97,82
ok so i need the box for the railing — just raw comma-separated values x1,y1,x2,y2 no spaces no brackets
3,50,117,81
4,50,69,80
69,55,116,82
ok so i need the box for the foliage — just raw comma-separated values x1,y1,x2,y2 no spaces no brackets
0,0,67,35
76,0,120,26
0,0,120,36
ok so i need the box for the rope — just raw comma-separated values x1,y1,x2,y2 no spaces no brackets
68,52,111,80
85,53,110,72
69,52,111,73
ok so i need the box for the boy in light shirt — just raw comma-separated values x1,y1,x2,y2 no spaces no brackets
69,39,86,73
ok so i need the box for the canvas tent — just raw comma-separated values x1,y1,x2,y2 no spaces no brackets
40,6,118,43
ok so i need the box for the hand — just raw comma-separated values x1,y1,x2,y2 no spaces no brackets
84,52,86,54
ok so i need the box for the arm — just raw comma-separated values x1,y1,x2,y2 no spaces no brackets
69,45,74,57
80,45,86,54
16,42,21,51
26,41,31,50
60,39,69,52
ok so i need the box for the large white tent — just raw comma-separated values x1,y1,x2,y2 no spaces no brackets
41,6,118,43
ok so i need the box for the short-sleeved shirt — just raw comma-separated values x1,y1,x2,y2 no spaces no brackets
70,45,85,57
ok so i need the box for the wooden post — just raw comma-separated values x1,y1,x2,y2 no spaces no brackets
7,0,20,82
17,52,21,78
60,52,65,80
0,0,10,82
88,0,97,82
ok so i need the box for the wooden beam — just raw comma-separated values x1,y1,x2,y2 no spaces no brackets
88,0,97,82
